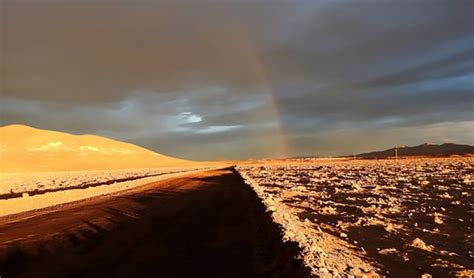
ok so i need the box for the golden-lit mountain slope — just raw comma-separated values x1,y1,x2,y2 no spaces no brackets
0,124,190,172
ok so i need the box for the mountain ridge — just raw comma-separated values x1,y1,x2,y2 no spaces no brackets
355,142,474,158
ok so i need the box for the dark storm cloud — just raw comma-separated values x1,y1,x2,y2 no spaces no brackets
1,0,473,159
2,0,293,103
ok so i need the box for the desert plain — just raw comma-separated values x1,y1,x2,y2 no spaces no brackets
239,157,473,277
1,156,473,277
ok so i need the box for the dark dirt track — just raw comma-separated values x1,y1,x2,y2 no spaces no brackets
0,168,311,278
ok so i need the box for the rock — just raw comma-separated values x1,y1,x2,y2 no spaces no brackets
378,248,398,255
319,267,329,274
452,269,474,277
366,270,380,277
384,223,397,232
350,267,362,275
296,185,306,191
410,238,434,252
335,262,347,273
433,213,444,224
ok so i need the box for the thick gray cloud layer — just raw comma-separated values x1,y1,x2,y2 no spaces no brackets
1,0,473,159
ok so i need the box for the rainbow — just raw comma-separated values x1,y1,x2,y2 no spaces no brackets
239,30,290,158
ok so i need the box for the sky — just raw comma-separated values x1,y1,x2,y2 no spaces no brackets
1,0,473,160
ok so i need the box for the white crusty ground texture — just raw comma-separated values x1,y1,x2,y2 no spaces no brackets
0,167,209,217
237,158,473,278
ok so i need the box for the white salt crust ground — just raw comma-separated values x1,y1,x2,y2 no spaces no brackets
238,168,379,278
0,168,209,217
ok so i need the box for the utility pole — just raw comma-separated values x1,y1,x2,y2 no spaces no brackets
395,148,398,161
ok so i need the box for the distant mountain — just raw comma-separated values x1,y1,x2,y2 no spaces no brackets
356,143,474,158
0,124,191,172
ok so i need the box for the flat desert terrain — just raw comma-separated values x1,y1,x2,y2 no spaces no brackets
0,168,310,277
1,158,472,278
238,158,473,277
0,167,207,198
0,167,211,217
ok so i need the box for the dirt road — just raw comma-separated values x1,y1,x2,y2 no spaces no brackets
0,168,311,277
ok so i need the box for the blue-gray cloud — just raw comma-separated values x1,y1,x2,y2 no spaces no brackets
1,0,473,159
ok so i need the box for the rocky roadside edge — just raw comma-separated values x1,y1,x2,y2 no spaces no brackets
236,167,381,278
